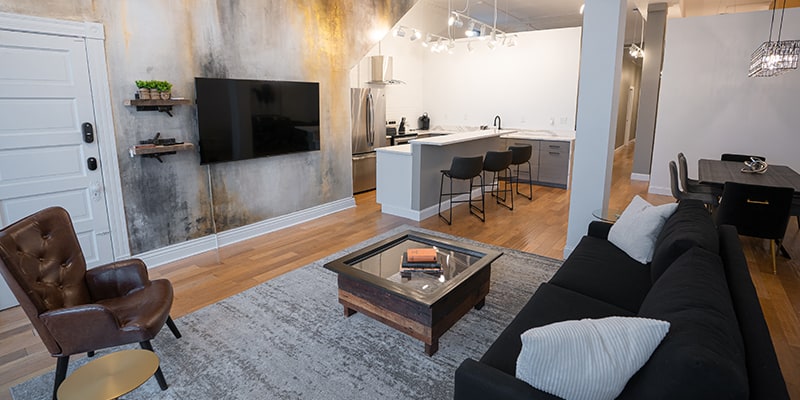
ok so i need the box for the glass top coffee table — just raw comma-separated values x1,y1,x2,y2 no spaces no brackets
324,230,502,355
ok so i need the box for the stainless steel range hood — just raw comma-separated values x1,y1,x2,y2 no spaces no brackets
367,55,405,85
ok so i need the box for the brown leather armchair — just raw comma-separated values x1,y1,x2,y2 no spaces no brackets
0,206,181,399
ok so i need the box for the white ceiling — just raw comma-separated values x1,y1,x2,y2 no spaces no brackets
423,0,773,44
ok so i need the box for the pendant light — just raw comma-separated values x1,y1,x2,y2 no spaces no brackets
748,0,800,77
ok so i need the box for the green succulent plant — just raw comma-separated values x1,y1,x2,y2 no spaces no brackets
155,81,173,92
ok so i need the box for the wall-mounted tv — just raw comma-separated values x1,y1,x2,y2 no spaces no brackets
195,77,321,164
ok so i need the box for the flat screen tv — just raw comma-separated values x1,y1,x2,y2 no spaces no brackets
195,77,320,164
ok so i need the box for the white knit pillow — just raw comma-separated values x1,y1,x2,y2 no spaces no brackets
608,195,677,263
516,316,670,400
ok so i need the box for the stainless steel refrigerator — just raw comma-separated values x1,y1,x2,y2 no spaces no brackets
351,87,386,193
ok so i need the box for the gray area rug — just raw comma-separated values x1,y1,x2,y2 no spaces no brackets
12,226,561,400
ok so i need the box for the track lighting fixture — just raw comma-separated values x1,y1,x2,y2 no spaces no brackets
410,29,421,41
393,26,406,38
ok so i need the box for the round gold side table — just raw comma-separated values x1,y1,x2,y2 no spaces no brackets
57,349,160,400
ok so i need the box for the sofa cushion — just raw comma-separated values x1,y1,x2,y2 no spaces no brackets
516,316,669,400
650,199,718,282
480,282,635,375
549,236,652,313
608,195,678,264
622,247,748,399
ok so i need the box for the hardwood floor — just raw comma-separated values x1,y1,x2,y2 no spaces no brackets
1,143,798,399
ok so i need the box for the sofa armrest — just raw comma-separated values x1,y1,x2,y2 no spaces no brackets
455,359,562,400
85,259,150,301
587,221,613,240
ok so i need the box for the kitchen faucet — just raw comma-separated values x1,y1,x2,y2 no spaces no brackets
493,115,502,130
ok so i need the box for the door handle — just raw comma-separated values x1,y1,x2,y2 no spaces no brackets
367,92,374,145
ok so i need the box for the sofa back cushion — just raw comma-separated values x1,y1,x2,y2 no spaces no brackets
650,199,718,282
622,247,748,399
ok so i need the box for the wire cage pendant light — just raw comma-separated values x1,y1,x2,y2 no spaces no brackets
748,0,800,77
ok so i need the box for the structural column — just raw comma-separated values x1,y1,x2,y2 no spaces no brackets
631,3,668,180
564,0,626,257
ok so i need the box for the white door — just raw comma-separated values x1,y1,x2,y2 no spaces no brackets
0,29,115,309
623,86,636,144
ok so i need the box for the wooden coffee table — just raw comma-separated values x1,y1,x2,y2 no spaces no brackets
324,231,502,356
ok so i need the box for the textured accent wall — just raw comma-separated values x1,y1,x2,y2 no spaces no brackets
0,0,415,254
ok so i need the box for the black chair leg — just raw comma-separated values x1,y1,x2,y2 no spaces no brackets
140,340,168,390
166,316,182,339
515,162,533,200
52,355,69,400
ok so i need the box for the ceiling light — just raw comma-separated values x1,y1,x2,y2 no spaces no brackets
393,26,406,38
479,24,487,39
465,21,476,37
748,0,799,77
448,14,455,26
422,34,432,47
467,40,475,53
410,29,422,41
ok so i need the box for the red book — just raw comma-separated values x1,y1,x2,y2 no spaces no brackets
406,248,437,263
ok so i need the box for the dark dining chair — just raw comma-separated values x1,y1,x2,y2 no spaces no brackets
721,153,766,163
482,150,514,210
439,155,485,225
508,145,534,200
0,207,182,399
677,153,723,198
668,161,718,209
714,182,794,274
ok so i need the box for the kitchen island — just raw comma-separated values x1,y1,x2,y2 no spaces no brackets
376,128,575,221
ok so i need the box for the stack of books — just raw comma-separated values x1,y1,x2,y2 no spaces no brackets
400,248,442,277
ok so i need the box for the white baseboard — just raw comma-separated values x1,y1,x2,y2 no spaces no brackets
135,197,356,268
648,186,672,196
380,188,484,221
630,173,650,182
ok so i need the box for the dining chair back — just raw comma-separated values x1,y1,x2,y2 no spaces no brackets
714,182,794,273
669,161,718,209
678,153,722,200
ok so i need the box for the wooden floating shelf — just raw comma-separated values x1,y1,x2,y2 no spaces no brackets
124,99,191,107
129,143,194,157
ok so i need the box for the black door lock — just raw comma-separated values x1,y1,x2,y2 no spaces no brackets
82,122,94,143
87,157,97,171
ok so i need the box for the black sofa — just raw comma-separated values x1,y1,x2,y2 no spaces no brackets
454,200,789,400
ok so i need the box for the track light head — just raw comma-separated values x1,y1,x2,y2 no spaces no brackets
393,26,406,38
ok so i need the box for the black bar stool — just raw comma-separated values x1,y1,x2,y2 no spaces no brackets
438,155,485,225
483,150,514,210
508,145,533,200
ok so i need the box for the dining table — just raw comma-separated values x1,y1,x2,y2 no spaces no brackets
697,159,800,194
698,158,800,258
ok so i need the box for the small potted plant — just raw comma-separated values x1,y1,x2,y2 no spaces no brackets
135,80,150,100
156,81,173,100
146,80,160,100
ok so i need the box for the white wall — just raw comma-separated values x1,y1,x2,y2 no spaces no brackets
422,28,582,130
350,3,581,131
649,8,800,195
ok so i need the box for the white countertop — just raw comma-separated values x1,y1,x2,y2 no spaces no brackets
375,144,411,154
501,129,575,142
410,129,518,146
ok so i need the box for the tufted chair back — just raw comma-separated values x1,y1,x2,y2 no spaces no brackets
0,207,91,354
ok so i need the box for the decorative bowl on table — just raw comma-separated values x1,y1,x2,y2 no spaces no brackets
741,157,768,174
